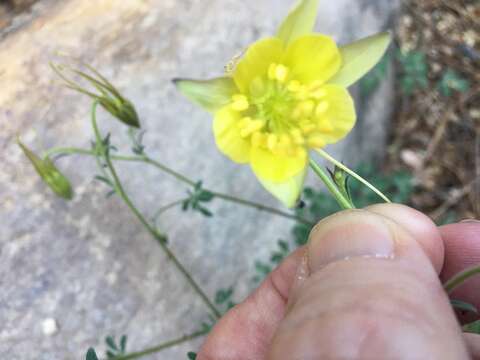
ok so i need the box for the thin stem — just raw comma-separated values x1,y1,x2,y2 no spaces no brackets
152,198,187,224
43,147,93,159
309,159,354,210
91,102,221,319
112,329,208,360
316,148,391,204
444,265,480,294
211,192,312,224
43,149,313,226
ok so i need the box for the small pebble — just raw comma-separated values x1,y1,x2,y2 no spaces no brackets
42,318,58,336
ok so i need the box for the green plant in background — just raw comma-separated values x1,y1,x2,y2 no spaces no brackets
438,69,470,97
359,53,391,95
397,50,429,95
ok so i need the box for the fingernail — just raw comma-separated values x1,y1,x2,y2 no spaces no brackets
308,211,395,272
460,219,480,224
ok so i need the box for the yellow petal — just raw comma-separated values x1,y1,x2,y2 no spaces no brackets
284,35,342,85
276,0,320,47
234,38,284,93
328,32,392,88
213,107,251,163
250,146,307,182
312,85,356,146
257,167,307,208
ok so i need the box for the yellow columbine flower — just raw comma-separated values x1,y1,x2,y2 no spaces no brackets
175,0,391,207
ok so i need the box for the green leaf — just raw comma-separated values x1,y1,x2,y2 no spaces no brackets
278,240,289,253
105,336,118,351
276,0,319,47
451,299,478,314
438,69,470,97
86,349,99,360
359,53,390,95
94,175,113,187
329,31,392,88
173,77,238,113
215,287,234,305
464,320,480,334
18,139,74,200
187,352,197,360
120,335,127,352
198,190,215,202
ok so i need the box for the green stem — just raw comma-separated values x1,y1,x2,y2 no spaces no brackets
91,102,222,319
316,149,391,204
43,149,313,226
309,159,354,210
444,265,480,294
152,198,187,224
210,192,310,223
112,330,208,360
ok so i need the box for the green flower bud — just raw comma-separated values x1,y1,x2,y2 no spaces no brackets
18,139,73,200
51,62,140,128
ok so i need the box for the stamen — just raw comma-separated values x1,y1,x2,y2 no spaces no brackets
300,121,317,135
267,133,278,151
274,65,289,83
315,101,330,117
288,80,301,92
307,134,326,148
299,100,315,117
317,119,334,133
311,89,327,99
240,119,265,138
251,132,266,148
232,94,249,111
268,63,278,80
290,129,305,145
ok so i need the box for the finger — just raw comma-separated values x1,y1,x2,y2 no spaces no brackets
198,247,305,360
440,222,480,321
367,203,444,273
268,208,468,359
465,333,480,359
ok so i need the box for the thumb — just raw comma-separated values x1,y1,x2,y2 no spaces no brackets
268,206,468,359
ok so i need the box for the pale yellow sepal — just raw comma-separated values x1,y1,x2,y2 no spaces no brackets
276,0,320,47
173,77,238,113
258,167,307,208
328,31,392,88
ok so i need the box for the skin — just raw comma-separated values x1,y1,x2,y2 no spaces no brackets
198,204,480,359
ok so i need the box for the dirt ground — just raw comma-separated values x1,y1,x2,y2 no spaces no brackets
391,0,479,223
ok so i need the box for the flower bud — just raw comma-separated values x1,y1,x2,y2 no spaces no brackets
51,62,140,128
18,139,73,200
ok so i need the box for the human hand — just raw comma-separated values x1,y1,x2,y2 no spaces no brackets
198,204,480,359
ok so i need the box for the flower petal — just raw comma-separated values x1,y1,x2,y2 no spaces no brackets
213,107,251,163
276,0,319,47
284,34,342,85
328,32,392,88
174,77,238,113
233,37,284,93
250,146,307,183
313,85,356,145
257,167,307,207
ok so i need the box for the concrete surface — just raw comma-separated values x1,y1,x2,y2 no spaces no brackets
0,0,399,358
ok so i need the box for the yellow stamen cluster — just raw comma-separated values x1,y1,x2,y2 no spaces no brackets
231,63,335,156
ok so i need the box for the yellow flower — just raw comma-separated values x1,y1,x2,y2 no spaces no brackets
175,0,391,207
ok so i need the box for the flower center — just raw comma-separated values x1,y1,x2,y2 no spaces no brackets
231,63,334,156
